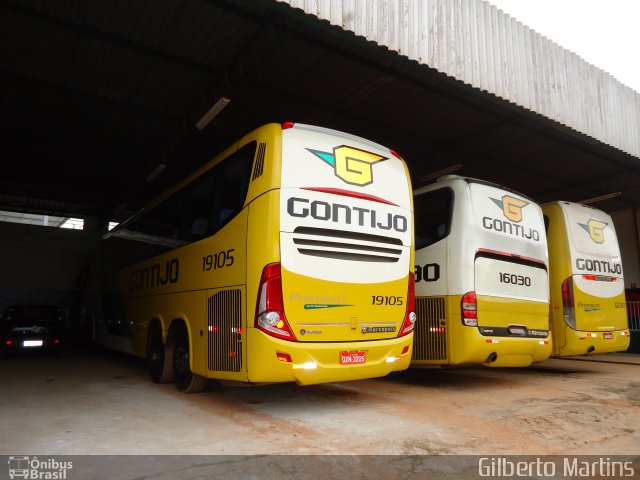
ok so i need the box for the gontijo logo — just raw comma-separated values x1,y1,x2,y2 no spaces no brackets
490,195,529,222
306,145,387,186
579,219,607,244
482,194,540,241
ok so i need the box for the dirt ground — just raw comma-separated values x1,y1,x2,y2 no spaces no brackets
1,348,638,458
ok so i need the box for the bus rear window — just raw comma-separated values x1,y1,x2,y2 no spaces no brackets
414,188,453,250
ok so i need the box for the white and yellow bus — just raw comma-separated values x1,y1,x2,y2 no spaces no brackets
94,122,415,391
411,175,552,367
542,201,630,356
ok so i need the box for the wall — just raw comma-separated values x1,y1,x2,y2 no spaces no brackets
611,209,640,288
0,222,101,324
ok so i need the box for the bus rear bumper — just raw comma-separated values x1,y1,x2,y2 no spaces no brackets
246,328,413,385
411,327,552,367
479,336,552,367
556,328,631,357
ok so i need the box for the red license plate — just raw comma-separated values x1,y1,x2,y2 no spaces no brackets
604,332,613,339
340,351,366,365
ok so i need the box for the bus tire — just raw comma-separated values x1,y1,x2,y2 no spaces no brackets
147,324,174,384
172,324,207,393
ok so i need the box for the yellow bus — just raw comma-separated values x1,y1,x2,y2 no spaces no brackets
542,201,630,356
411,175,552,367
94,122,415,391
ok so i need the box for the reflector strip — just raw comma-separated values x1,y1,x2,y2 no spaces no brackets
582,274,618,282
276,353,292,363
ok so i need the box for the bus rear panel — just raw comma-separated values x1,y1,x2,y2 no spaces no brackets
543,201,630,356
248,123,415,384
412,176,551,367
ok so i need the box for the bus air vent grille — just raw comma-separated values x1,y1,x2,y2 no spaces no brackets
292,226,402,262
208,288,242,372
251,142,266,181
412,297,447,361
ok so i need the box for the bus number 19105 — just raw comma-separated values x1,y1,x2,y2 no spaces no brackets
371,295,404,306
202,248,235,272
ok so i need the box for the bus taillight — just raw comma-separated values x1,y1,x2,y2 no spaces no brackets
255,263,296,341
461,291,477,326
561,276,576,329
399,273,416,336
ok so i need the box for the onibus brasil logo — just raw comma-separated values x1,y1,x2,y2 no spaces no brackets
490,195,529,222
579,219,608,244
8,456,73,479
306,145,388,186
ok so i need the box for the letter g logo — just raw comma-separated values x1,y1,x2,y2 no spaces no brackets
490,195,529,222
579,219,607,244
307,146,387,186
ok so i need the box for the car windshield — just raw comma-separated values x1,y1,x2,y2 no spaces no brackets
2,305,63,325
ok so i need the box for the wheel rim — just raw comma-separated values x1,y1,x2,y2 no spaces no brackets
149,331,163,374
175,343,188,376
150,347,161,363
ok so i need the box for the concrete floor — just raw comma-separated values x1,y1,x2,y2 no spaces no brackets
1,348,639,478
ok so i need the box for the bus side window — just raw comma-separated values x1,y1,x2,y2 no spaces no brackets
414,188,454,250
118,141,256,249
176,140,256,242
124,188,185,246
207,141,256,236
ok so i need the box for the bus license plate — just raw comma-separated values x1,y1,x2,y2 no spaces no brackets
508,326,527,336
340,351,366,365
603,332,613,339
23,340,43,347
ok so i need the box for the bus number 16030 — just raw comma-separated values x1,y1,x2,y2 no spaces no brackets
499,272,531,287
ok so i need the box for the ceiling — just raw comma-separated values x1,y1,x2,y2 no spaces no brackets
1,0,639,222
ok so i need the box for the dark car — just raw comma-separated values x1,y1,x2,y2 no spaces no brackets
0,305,67,356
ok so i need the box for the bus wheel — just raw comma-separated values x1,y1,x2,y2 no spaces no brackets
147,325,173,384
172,325,207,393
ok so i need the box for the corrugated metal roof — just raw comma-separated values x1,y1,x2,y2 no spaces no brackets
278,0,640,160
